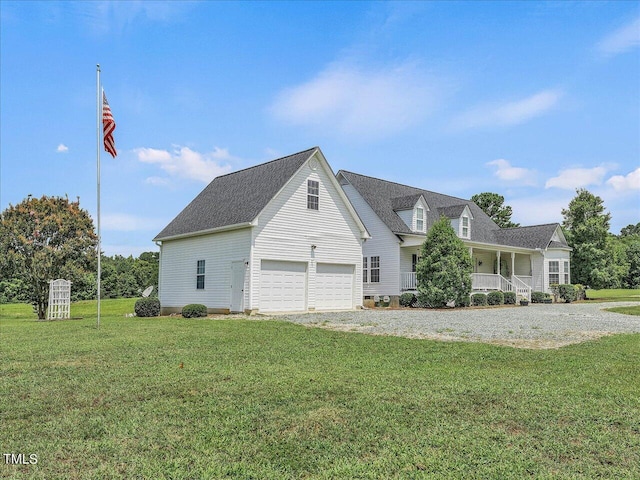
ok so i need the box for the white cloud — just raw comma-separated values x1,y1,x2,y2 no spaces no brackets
270,62,444,138
102,213,165,232
486,159,537,185
508,196,569,226
596,16,640,57
606,168,640,192
545,166,609,190
451,89,563,130
144,176,170,187
56,143,69,153
134,145,234,183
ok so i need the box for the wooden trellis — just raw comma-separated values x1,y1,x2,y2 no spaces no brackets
47,279,71,320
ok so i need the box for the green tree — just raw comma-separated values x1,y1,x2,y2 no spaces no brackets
470,192,520,228
416,216,473,307
561,189,612,289
620,223,640,237
0,195,97,319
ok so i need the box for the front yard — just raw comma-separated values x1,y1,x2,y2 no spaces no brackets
1,299,639,478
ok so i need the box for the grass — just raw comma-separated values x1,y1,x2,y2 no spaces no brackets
1,299,640,479
586,288,640,302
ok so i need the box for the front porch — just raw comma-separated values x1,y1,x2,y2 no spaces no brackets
400,245,534,301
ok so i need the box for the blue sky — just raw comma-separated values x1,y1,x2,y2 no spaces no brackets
1,1,638,257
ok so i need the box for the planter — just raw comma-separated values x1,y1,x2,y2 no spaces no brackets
519,300,529,306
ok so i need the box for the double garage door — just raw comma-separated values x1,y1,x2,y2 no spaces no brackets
259,261,354,312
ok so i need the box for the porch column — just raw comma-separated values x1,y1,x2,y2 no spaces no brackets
496,250,501,275
511,252,515,279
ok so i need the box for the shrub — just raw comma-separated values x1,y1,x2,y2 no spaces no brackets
134,297,160,317
531,291,546,303
458,295,471,307
558,284,577,303
503,291,517,305
471,293,487,306
574,284,586,300
487,291,504,306
182,304,208,318
399,292,417,308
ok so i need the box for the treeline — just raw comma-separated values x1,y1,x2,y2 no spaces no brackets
0,251,159,304
604,224,640,289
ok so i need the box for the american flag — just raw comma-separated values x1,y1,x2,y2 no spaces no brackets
102,91,117,158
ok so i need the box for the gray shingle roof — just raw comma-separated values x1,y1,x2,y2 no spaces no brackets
338,170,568,250
155,147,317,240
391,194,424,211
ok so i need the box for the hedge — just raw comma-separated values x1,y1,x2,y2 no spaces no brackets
471,293,487,306
487,291,504,306
134,297,161,317
182,304,208,318
503,291,517,305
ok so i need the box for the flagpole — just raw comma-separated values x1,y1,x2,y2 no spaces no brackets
96,64,101,329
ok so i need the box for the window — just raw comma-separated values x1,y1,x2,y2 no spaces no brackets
461,215,470,238
548,261,559,285
307,180,319,210
416,207,424,232
412,254,418,273
370,256,380,283
196,260,205,289
563,261,570,284
363,257,368,283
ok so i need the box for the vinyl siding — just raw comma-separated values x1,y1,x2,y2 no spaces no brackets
250,155,363,311
341,183,402,297
159,228,251,309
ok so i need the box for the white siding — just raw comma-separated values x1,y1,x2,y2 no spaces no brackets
341,183,402,297
396,209,413,230
250,156,364,311
159,229,251,309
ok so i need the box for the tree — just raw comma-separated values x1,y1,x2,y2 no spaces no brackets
470,192,520,228
0,195,97,319
561,189,611,289
621,223,640,237
416,216,473,307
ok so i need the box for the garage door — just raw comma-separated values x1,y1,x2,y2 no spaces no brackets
316,263,354,310
260,260,307,312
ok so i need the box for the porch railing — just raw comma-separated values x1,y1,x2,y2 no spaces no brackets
401,272,417,291
510,275,532,301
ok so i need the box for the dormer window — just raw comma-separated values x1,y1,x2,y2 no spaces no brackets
461,215,470,238
416,207,424,232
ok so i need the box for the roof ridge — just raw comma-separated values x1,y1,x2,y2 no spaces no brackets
339,169,473,204
214,146,317,180
499,223,559,231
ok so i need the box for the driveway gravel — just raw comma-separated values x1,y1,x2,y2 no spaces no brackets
280,302,640,349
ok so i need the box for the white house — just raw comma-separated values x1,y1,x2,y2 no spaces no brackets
154,148,369,314
337,170,572,303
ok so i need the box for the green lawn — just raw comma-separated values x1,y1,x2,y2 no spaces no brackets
586,288,640,302
1,299,639,479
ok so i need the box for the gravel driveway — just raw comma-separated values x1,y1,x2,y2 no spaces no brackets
280,302,640,349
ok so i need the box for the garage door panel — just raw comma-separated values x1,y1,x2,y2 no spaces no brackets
316,263,354,310
260,260,307,312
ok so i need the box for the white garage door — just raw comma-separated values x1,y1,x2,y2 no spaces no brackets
316,263,354,310
260,260,307,312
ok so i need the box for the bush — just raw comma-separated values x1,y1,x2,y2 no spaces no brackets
531,291,546,303
487,291,504,306
558,284,577,303
134,297,160,317
503,291,517,305
471,293,487,306
182,304,208,318
399,292,417,307
574,284,586,300
458,295,471,307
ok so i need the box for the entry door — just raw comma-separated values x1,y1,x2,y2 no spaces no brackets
230,261,245,313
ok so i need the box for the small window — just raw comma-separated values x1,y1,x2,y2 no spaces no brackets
549,261,559,285
563,261,570,284
412,254,418,273
196,260,205,289
416,207,424,232
461,216,470,238
370,256,380,283
363,257,368,283
307,180,319,210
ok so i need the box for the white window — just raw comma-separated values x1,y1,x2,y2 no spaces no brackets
363,257,368,283
370,256,380,283
461,215,470,238
549,261,559,286
196,260,205,289
416,207,424,232
307,180,319,210
563,261,570,284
